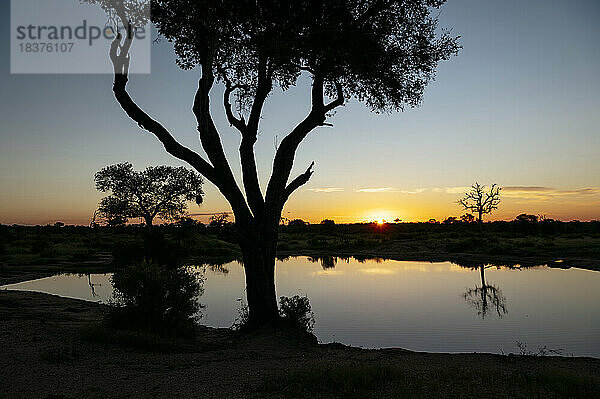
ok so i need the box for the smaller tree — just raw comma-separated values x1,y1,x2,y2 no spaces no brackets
458,183,501,223
515,213,538,223
288,219,308,228
460,213,475,224
209,213,231,228
95,162,203,228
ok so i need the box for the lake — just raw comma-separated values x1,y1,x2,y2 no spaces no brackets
2,257,599,357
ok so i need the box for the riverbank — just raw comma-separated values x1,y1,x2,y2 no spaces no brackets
2,223,599,287
1,290,599,398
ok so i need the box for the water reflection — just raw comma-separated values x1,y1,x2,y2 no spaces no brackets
306,255,386,269
86,273,100,298
3,257,599,357
462,265,508,319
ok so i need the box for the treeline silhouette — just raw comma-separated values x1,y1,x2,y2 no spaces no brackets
1,217,599,273
280,217,600,239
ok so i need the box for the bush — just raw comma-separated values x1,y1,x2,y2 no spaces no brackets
279,295,315,333
231,295,315,335
108,260,204,335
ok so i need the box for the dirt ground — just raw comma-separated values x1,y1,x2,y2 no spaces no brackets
1,290,599,398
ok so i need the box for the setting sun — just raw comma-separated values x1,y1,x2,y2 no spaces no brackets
365,210,397,225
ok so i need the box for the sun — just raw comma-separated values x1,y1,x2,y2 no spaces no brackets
376,219,385,225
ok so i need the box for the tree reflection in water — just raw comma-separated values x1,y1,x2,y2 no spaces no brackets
461,264,508,319
306,255,385,269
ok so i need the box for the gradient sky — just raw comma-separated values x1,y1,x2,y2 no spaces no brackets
1,0,599,225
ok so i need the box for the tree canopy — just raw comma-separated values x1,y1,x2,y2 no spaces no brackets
95,162,204,226
151,0,460,112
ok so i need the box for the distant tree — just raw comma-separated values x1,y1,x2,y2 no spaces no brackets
54,221,65,228
209,213,231,228
320,219,335,226
95,162,204,228
515,213,538,223
458,183,501,223
288,219,309,228
460,213,475,224
443,216,457,225
86,0,459,327
394,218,401,223
428,218,439,224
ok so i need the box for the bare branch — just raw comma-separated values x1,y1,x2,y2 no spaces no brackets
283,162,315,201
237,59,272,219
264,75,345,223
109,35,217,186
324,81,345,113
192,62,253,225
222,78,247,133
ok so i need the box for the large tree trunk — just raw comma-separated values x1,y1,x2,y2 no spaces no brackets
238,226,279,327
143,214,154,229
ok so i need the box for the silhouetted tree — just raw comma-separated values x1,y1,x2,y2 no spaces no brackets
88,0,459,327
95,162,204,228
458,183,501,223
460,213,475,223
288,219,308,228
443,216,457,225
515,213,538,223
209,213,231,228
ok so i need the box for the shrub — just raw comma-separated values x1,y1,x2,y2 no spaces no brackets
279,295,315,333
231,301,250,331
231,295,315,335
108,260,204,335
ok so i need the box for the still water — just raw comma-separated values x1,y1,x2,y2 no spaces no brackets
3,257,599,357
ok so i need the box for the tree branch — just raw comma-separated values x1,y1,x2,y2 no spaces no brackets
192,61,253,225
264,75,345,222
109,34,218,186
237,58,272,220
219,69,248,133
109,13,252,226
223,82,247,133
324,81,345,113
283,162,315,202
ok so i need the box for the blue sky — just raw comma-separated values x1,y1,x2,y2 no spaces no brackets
1,0,599,224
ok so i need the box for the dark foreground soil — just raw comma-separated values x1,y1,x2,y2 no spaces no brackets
1,291,599,398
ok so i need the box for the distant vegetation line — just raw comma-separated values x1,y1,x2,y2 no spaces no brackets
1,218,599,286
